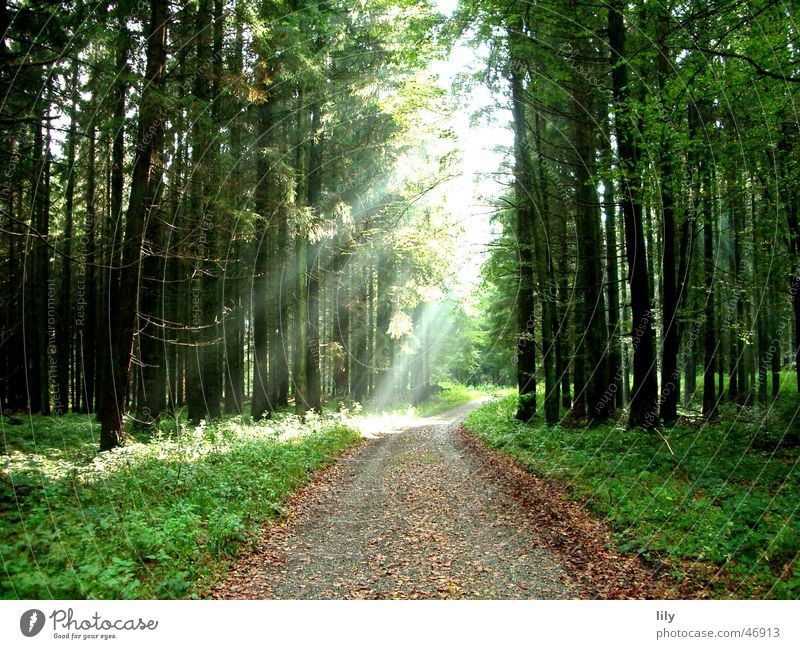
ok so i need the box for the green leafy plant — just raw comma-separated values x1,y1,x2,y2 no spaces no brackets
464,395,800,598
1,413,360,599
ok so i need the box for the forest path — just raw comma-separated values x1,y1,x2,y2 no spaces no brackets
212,400,669,599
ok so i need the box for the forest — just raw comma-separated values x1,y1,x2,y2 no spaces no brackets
1,0,799,600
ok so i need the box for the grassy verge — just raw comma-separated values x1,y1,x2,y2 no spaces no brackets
412,383,495,417
1,412,360,599
464,394,800,598
324,383,505,419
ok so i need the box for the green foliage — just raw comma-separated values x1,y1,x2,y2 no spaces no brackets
465,395,800,598
0,414,360,599
412,382,489,417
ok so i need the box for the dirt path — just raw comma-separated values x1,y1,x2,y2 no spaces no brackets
213,400,673,599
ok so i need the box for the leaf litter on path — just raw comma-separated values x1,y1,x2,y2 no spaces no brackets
212,401,679,600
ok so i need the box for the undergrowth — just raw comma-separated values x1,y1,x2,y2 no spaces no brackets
464,394,800,599
412,383,503,417
1,412,360,599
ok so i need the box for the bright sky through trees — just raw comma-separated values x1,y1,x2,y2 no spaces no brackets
430,0,514,294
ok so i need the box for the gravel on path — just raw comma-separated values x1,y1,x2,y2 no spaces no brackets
213,400,673,599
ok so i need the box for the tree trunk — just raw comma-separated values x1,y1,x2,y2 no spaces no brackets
29,95,50,415
375,254,394,400
99,0,168,450
508,58,536,422
96,24,129,420
701,146,716,417
56,68,79,415
332,259,351,400
81,126,97,413
603,158,622,412
572,78,608,424
656,12,679,424
608,0,658,428
250,90,275,420
533,108,559,424
304,94,323,412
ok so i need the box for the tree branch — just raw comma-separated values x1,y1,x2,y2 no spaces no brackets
698,47,800,83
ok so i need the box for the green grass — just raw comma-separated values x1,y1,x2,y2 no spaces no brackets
1,411,360,599
412,383,500,417
682,370,798,411
326,382,509,419
464,394,800,598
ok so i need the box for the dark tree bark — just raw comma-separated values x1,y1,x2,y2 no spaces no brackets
99,0,168,450
200,0,225,419
690,101,716,418
726,175,740,403
305,94,323,412
332,257,351,400
271,212,290,407
251,87,276,421
556,200,572,410
350,264,369,404
81,125,97,413
375,254,394,399
779,127,800,394
137,187,166,423
28,95,50,415
97,21,130,419
508,56,537,422
702,206,717,416
603,157,622,412
570,67,608,424
223,3,246,415
532,108,559,424
770,289,781,398
1,135,25,409
608,0,658,428
185,0,223,422
656,12,680,424
56,67,79,415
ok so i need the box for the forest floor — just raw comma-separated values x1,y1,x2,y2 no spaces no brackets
463,395,800,598
212,400,673,599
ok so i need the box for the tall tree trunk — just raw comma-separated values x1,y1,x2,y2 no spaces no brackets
99,0,168,450
572,79,609,424
185,0,222,422
779,127,800,394
603,157,622,411
137,186,166,423
656,11,680,424
507,56,536,422
608,0,658,428
250,88,275,420
350,263,368,403
375,254,394,400
294,230,309,413
304,94,323,412
770,289,781,398
224,4,246,415
332,258,351,400
81,126,97,413
726,176,740,402
97,22,130,419
556,202,572,410
696,104,716,418
533,108,559,424
1,136,24,409
56,68,79,415
28,94,50,415
272,212,290,407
